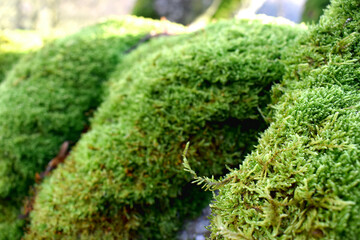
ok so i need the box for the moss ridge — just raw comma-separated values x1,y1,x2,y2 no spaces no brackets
209,0,360,239
0,16,183,239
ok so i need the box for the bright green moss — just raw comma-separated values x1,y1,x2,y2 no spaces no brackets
0,30,42,83
301,0,330,23
208,0,360,239
26,17,301,239
0,16,184,239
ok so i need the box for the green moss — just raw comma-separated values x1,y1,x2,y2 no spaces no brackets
301,0,330,23
0,203,24,240
212,0,245,19
0,30,42,83
132,0,160,20
26,17,301,239
0,16,183,239
208,0,360,239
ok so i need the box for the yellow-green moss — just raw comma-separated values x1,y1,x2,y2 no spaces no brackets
207,0,360,239
212,0,245,19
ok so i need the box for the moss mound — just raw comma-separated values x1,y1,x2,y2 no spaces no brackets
0,16,183,239
0,30,43,83
26,17,301,239
301,0,330,23
208,0,360,239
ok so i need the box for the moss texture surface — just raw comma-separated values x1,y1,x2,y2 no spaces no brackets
0,16,183,239
208,0,360,239
0,30,43,83
26,17,301,239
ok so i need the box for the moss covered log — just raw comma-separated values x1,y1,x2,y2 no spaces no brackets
0,30,42,83
0,16,183,239
207,0,360,239
26,17,301,239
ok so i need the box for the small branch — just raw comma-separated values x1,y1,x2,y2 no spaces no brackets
125,32,173,54
182,142,233,191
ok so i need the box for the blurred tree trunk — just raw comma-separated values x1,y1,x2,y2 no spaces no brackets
132,0,256,25
31,0,60,32
132,0,212,25
15,0,25,29
48,0,60,28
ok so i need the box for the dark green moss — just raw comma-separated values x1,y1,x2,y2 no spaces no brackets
26,17,301,239
0,16,183,239
208,0,360,239
132,0,160,20
302,0,330,23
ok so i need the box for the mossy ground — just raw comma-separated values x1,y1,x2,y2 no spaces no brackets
208,0,360,239
26,17,301,239
0,16,183,239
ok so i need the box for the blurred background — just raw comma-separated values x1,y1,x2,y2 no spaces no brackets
0,0,330,34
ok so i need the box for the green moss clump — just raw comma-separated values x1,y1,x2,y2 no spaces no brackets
26,17,302,239
301,0,330,23
208,0,360,239
0,30,43,83
132,0,160,20
0,16,184,239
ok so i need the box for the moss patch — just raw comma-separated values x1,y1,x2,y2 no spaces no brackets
301,0,330,24
132,0,160,20
212,0,245,19
26,17,301,239
208,0,360,239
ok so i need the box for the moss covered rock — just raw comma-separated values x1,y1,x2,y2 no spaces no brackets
0,16,183,239
0,30,43,83
26,17,301,239
208,0,360,239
